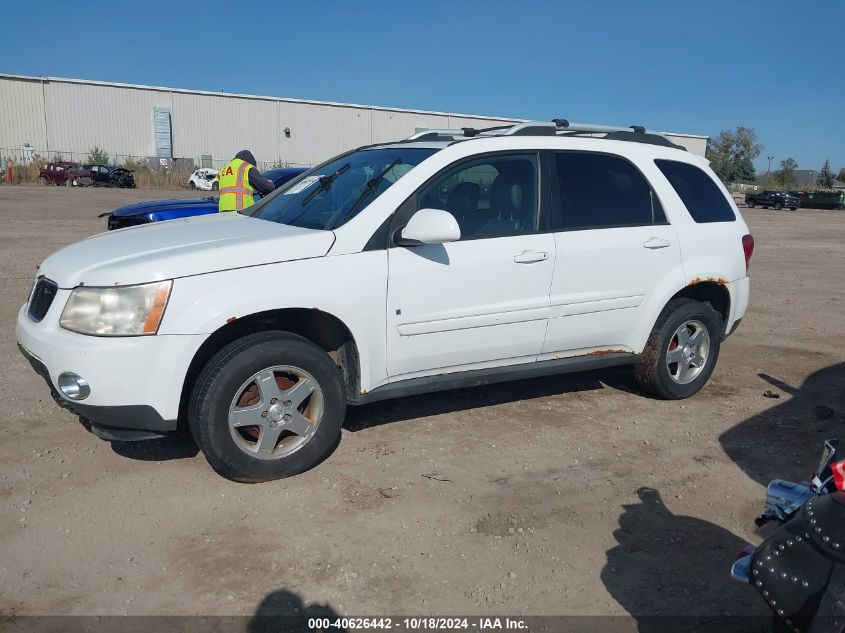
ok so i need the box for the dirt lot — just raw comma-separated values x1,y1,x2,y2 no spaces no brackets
0,185,843,624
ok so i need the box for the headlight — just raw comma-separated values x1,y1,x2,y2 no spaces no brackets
59,280,172,336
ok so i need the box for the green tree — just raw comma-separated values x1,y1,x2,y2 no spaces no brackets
775,158,797,187
837,167,845,183
816,160,835,189
87,146,110,164
705,127,762,184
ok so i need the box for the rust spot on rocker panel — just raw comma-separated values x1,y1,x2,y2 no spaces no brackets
552,349,631,360
586,348,629,356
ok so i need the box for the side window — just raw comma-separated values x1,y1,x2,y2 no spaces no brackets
418,154,538,240
551,152,666,230
655,159,736,223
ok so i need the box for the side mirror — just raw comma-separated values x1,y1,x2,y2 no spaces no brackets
397,208,461,245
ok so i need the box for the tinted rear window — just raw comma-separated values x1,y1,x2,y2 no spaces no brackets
655,159,735,223
551,152,666,230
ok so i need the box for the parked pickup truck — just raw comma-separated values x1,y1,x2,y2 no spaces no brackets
745,190,799,210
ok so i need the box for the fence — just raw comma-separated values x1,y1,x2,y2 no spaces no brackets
0,147,312,189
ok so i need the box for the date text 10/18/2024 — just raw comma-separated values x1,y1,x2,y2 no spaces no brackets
308,617,528,630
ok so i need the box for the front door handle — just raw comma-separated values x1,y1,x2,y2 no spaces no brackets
643,237,671,250
514,250,549,264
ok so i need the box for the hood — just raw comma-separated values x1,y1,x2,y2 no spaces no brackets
111,197,215,217
235,150,256,166
39,213,335,288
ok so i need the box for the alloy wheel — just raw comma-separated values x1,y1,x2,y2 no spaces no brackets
665,320,711,385
227,365,323,460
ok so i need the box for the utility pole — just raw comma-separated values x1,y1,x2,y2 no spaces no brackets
767,155,774,175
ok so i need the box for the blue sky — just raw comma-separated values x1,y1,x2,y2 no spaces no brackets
4,0,843,173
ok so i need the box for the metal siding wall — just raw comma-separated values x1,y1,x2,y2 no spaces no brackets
447,115,520,129
665,134,707,157
44,81,172,158
369,110,447,144
277,101,372,166
171,92,280,165
2,75,708,165
0,77,48,153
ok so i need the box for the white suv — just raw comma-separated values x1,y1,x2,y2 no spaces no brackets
17,120,754,482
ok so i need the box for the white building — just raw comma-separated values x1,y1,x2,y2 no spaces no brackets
0,73,708,168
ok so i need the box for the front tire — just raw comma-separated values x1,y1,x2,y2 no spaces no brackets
746,201,755,208
634,298,723,400
189,331,346,482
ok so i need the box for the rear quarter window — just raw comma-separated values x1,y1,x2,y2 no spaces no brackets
655,159,736,223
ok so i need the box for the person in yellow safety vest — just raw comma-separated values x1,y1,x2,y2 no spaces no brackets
218,150,275,212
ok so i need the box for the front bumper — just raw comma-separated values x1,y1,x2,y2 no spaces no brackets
18,343,174,438
16,303,204,436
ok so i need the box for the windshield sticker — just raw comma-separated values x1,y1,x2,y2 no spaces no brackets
284,175,323,195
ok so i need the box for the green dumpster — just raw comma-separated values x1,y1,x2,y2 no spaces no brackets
800,191,845,210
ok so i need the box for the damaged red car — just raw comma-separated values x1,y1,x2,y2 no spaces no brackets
38,162,84,186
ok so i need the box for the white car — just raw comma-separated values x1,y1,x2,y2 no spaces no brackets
17,120,753,482
187,167,219,191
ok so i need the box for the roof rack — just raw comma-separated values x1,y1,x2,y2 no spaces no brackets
404,119,686,150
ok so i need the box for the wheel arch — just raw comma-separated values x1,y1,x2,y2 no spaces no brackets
178,308,361,427
669,280,731,326
631,278,732,354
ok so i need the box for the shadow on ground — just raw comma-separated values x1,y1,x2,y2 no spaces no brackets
249,589,345,633
344,365,639,432
719,362,845,486
601,487,769,633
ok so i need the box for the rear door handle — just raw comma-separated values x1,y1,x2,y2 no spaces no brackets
514,250,549,264
643,237,671,249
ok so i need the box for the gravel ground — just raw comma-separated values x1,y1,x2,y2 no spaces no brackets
0,185,843,623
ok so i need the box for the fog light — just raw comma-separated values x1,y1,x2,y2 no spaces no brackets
58,373,90,401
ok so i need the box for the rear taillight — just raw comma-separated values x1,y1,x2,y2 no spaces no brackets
742,234,754,272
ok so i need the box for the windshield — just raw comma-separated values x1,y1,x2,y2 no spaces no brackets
247,147,438,230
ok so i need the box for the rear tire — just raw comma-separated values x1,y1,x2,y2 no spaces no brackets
634,298,723,400
789,207,797,211
746,201,755,208
189,181,196,190
211,181,219,191
39,177,48,186
189,331,346,482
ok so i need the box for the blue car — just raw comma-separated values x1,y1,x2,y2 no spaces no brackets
104,167,308,230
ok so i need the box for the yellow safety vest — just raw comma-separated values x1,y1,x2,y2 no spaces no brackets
218,158,255,211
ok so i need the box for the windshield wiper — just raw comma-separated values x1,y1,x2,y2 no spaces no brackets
301,162,350,206
335,159,402,226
